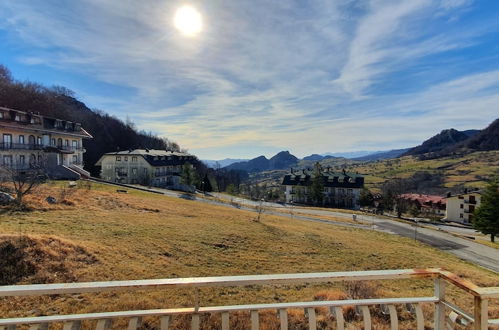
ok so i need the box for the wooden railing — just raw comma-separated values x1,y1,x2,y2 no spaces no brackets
0,269,497,329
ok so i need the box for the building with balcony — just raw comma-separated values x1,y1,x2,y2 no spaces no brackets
95,149,196,190
0,107,92,179
444,190,481,224
282,168,364,209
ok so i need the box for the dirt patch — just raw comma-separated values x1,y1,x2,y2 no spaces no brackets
0,235,98,285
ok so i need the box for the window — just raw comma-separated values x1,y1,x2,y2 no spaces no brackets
57,138,63,147
65,139,69,146
51,138,56,146
460,204,463,209
19,155,25,165
124,156,128,161
3,134,12,148
132,168,137,175
460,213,463,218
72,140,78,148
106,164,112,169
19,135,25,144
72,155,78,163
3,155,12,165
132,156,137,162
36,136,42,145
116,156,121,161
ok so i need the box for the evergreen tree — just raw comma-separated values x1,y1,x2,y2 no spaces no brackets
310,162,325,205
473,176,499,242
181,163,195,186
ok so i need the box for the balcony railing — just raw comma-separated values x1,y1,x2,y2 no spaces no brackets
0,143,44,150
0,269,497,329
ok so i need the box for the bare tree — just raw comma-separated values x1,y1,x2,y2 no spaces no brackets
0,165,47,208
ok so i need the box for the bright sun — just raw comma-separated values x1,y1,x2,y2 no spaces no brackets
174,5,203,36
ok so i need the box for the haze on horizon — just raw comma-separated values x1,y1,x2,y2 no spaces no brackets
1,1,499,160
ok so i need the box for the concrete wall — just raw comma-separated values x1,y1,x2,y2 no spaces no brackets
444,193,481,224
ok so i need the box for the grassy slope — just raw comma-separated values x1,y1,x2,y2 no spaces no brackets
0,182,497,327
248,151,499,194
352,151,499,192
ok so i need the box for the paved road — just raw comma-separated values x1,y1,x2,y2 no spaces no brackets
96,183,499,273
209,193,499,273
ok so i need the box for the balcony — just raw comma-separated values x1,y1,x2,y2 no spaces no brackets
0,269,497,329
0,143,44,150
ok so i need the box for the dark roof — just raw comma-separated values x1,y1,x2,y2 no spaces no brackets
98,149,195,167
282,169,364,188
0,106,92,139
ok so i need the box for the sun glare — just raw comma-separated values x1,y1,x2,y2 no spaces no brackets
174,5,203,36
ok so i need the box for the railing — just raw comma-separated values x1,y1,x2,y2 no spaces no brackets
0,269,497,329
0,143,44,150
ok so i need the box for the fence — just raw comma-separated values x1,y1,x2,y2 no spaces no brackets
0,268,497,329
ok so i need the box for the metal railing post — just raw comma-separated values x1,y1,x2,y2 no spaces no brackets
434,278,446,330
473,296,488,330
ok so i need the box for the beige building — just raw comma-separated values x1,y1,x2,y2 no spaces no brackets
95,149,196,190
0,107,92,179
444,191,481,224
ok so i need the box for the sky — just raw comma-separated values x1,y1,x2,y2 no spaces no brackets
1,0,499,160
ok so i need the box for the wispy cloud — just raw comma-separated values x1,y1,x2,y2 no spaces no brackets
0,0,497,159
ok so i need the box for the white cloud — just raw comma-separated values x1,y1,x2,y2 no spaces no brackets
0,0,497,159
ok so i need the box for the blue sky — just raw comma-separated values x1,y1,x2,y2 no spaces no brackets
1,0,499,159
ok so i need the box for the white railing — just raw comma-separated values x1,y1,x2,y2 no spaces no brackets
0,269,497,329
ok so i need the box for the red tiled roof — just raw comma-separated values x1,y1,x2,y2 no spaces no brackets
399,193,447,205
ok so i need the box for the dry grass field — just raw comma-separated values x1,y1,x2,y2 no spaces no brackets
0,181,497,329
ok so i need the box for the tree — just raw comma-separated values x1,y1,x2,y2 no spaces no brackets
359,188,374,207
473,176,499,242
180,163,195,186
0,165,47,208
310,162,325,205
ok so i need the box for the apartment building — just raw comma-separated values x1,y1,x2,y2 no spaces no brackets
282,168,364,209
95,149,196,190
444,190,481,224
0,107,92,179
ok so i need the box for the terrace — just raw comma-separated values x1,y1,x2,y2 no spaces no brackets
0,269,497,329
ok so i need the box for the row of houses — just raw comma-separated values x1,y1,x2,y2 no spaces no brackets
0,107,194,190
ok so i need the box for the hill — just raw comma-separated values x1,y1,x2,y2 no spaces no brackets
402,128,476,157
0,181,497,327
226,151,299,172
0,65,179,175
353,148,409,161
203,158,248,168
457,118,499,152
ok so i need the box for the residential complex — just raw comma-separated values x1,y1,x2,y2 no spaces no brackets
0,107,92,179
95,149,196,190
444,191,481,224
282,168,364,209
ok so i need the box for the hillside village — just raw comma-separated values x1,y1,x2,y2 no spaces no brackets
1,1,499,328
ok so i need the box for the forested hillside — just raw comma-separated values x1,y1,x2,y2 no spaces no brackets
0,65,178,175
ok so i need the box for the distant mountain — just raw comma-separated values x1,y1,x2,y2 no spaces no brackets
269,151,299,169
303,154,324,161
203,158,248,168
458,119,499,152
353,148,410,161
323,151,375,158
225,151,299,172
402,128,478,157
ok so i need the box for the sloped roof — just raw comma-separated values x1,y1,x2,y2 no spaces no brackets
399,193,446,205
282,169,364,188
96,149,195,167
